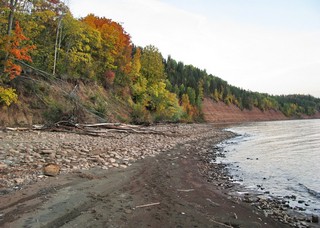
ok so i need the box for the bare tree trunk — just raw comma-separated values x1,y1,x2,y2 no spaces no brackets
7,0,18,36
5,0,18,61
53,14,64,75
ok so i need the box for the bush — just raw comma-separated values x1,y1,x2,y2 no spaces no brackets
131,103,151,124
0,86,18,106
43,97,73,124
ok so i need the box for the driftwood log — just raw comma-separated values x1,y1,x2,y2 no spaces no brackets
4,122,179,137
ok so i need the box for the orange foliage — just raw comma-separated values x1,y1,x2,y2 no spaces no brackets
82,14,132,73
4,21,35,80
48,0,60,3
181,94,197,118
104,70,115,87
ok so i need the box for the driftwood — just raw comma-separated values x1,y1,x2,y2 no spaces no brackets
4,122,179,137
206,198,220,207
233,212,238,220
77,122,177,136
5,127,30,131
135,202,160,209
177,189,194,192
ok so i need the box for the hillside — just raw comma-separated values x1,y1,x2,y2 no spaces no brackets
0,76,132,126
202,98,287,123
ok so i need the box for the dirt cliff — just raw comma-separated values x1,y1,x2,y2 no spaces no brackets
202,98,288,123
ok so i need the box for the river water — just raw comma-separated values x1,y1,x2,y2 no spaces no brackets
217,119,320,215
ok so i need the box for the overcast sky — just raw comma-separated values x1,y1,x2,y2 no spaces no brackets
69,0,320,97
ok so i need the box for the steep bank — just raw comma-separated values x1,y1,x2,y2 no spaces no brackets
0,78,131,126
203,98,288,123
1,79,319,126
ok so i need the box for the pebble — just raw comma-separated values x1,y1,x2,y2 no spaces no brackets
14,178,24,184
41,149,55,154
112,163,119,168
125,209,132,214
0,163,8,169
312,215,319,223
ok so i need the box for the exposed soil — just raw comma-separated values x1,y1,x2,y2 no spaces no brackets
0,126,292,228
202,98,288,123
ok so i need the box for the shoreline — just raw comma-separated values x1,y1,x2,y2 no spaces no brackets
212,124,320,227
0,124,316,227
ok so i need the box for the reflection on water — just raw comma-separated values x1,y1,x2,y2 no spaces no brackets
218,119,320,215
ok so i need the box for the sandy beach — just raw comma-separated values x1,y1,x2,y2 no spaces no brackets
0,124,316,227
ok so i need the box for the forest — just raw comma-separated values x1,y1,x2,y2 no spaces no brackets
1,0,320,124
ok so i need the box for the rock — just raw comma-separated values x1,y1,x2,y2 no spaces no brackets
300,221,307,226
81,148,90,153
14,178,24,184
43,163,60,176
63,159,71,163
312,215,319,223
8,148,19,154
25,156,34,162
109,158,116,163
32,153,42,158
112,163,119,168
0,163,8,169
115,154,122,159
125,209,132,214
41,149,55,154
48,153,56,159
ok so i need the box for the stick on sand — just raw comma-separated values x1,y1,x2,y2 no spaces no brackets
135,202,161,208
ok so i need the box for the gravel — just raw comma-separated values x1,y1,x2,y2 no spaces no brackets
0,124,220,190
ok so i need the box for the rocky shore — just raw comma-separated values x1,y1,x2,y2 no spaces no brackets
0,124,228,191
0,123,319,227
198,141,320,228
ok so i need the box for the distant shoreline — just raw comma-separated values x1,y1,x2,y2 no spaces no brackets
203,98,320,123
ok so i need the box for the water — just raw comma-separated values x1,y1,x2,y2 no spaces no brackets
217,119,320,215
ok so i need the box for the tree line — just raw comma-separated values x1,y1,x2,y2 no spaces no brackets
1,0,319,123
164,56,320,117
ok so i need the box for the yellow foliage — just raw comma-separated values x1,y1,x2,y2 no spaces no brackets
181,94,192,113
132,76,149,106
212,89,220,101
181,93,198,121
0,86,18,106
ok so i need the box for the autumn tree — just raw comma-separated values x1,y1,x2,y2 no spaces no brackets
0,20,34,106
3,21,35,80
82,14,132,84
140,45,166,84
56,13,102,79
129,47,141,82
136,45,181,122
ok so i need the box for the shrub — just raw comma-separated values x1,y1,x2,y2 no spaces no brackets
43,97,73,124
131,103,151,124
0,86,18,106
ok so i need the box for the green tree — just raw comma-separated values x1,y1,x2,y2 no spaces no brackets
186,87,196,105
140,45,165,84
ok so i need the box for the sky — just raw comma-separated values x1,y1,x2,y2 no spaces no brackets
68,0,320,97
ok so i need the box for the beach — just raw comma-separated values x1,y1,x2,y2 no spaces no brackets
0,124,312,227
